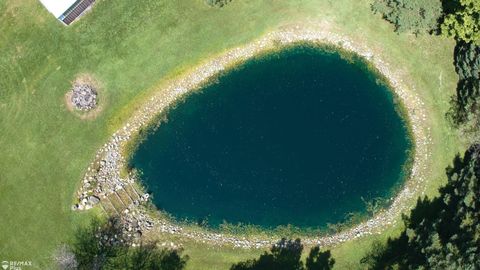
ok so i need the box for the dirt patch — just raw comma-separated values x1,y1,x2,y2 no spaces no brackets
64,73,106,120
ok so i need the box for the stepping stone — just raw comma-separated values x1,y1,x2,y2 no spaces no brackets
108,193,126,212
124,185,141,200
100,200,117,216
116,189,134,207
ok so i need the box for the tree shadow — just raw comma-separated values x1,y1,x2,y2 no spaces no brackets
361,145,480,269
231,238,334,270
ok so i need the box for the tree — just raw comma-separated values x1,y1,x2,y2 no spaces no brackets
446,41,480,128
361,144,480,269
230,238,334,270
455,41,480,81
441,0,480,44
371,0,443,34
71,217,124,270
68,217,188,270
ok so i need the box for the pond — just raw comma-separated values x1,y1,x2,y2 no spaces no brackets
130,46,412,229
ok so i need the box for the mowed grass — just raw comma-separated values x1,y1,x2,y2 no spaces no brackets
0,0,463,269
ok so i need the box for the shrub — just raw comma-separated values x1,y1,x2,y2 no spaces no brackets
371,0,443,34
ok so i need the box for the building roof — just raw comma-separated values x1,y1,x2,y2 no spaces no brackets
39,0,78,18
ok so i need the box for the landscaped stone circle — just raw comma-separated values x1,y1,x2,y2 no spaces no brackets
71,83,97,111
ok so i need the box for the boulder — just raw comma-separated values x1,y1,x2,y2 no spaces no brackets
87,195,101,205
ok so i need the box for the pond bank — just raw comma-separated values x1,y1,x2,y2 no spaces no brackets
74,23,432,249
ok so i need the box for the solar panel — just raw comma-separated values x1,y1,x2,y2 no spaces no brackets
60,0,96,25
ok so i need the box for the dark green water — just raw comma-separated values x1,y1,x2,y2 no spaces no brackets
131,46,412,229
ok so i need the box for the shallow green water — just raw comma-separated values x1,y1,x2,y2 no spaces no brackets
131,46,412,229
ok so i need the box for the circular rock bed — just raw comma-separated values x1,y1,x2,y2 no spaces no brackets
65,74,104,119
71,83,97,111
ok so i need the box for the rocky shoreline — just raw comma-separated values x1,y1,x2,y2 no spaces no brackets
74,24,432,249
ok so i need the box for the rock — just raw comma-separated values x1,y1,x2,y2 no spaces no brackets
70,83,97,111
87,195,101,205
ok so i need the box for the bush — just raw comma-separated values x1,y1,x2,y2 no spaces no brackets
371,0,443,34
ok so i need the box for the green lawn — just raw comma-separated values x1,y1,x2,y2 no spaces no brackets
0,0,463,269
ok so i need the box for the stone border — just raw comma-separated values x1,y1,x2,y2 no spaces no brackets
74,24,432,248
64,73,105,120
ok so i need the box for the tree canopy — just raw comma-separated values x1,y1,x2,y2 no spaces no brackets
371,0,443,34
441,0,480,44
455,41,480,82
60,217,188,270
447,41,480,128
361,144,480,269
